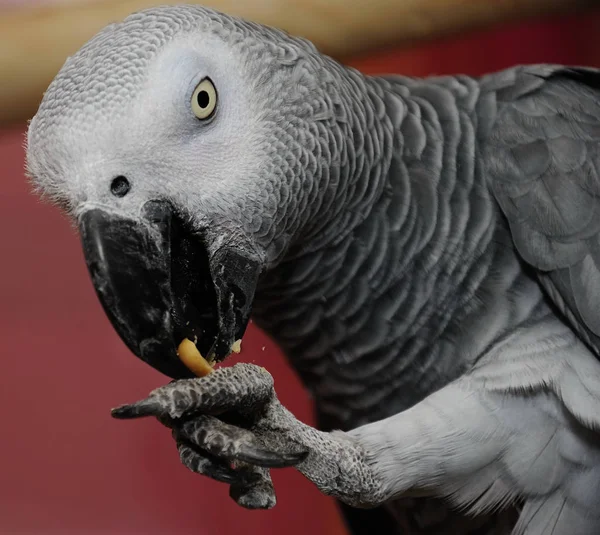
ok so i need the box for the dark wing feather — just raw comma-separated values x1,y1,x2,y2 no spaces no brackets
483,65,600,356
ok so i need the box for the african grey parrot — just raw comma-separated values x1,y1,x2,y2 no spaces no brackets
25,4,600,535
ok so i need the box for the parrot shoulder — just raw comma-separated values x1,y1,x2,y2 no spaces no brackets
483,64,600,359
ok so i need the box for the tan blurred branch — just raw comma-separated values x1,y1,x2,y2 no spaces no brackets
0,0,597,126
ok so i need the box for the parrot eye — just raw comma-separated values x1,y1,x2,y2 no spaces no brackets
191,78,217,120
110,175,130,197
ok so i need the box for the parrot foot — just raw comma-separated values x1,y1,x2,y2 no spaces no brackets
111,363,385,509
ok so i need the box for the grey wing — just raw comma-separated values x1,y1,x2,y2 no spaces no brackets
482,65,600,358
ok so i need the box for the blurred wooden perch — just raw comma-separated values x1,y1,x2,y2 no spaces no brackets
0,0,598,127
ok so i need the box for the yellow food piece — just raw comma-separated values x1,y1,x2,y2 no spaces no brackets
177,338,214,377
231,339,242,354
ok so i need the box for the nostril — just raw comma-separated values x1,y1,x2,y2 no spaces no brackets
110,175,131,197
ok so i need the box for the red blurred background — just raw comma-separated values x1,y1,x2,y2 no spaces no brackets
3,7,600,534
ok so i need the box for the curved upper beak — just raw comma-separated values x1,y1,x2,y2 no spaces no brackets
77,200,261,379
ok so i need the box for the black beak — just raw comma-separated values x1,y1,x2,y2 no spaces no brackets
78,200,261,379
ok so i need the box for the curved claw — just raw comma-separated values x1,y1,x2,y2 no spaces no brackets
174,423,279,508
111,364,275,421
178,414,308,469
111,400,160,419
236,444,308,468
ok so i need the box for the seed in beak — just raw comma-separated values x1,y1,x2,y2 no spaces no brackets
177,338,214,377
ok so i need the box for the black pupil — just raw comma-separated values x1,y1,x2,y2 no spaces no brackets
197,90,210,109
110,176,130,197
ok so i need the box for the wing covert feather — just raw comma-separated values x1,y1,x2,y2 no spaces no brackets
483,66,600,355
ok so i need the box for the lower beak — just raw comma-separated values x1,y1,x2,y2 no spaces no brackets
77,200,260,379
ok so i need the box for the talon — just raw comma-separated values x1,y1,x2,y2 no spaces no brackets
177,414,306,468
236,444,309,468
111,399,160,419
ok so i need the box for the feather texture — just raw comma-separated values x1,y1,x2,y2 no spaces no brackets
352,313,600,535
483,66,600,357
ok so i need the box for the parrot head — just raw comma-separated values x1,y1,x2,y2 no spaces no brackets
25,5,351,378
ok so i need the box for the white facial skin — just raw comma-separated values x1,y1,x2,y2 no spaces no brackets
27,30,266,242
